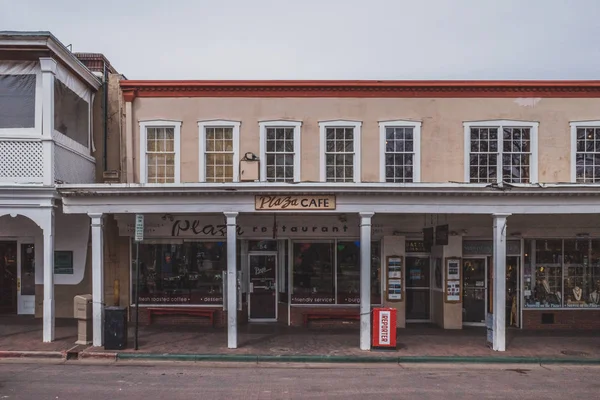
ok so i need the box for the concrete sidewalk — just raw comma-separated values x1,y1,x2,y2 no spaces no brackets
2,316,599,364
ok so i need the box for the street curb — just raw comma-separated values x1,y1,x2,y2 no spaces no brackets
78,351,117,361
114,353,600,365
0,351,64,360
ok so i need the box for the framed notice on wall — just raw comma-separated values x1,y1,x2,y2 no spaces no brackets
444,257,462,303
386,256,404,302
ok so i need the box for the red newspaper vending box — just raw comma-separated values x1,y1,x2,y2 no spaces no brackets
372,308,397,349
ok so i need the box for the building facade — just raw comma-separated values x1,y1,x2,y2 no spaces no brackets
56,80,600,351
0,31,121,343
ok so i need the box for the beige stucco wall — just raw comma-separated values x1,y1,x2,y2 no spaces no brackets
130,97,600,184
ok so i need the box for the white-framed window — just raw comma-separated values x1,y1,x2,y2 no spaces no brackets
570,121,600,183
0,61,42,136
379,120,422,183
139,120,181,184
319,120,361,183
463,120,538,184
198,120,240,182
259,120,302,182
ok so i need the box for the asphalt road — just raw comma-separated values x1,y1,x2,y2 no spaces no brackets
0,361,599,399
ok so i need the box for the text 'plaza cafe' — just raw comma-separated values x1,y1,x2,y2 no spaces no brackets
59,185,600,352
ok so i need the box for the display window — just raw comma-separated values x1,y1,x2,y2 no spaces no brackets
291,240,381,305
131,240,238,305
523,238,600,308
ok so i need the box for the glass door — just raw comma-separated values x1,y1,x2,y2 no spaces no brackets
0,242,18,314
18,244,35,315
463,258,487,324
406,256,431,321
248,253,277,321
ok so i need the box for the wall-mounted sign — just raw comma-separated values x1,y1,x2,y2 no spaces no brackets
444,257,462,303
255,195,336,211
462,240,521,256
386,256,403,302
54,251,74,275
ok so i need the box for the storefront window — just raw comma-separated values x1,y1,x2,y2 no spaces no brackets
132,241,227,305
524,239,600,308
292,240,381,305
292,242,335,304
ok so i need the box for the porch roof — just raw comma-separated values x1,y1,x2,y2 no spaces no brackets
56,182,600,215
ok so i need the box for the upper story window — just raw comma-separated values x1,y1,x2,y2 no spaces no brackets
463,120,538,184
570,121,600,183
259,120,302,182
0,61,40,133
379,120,422,183
198,120,240,182
139,120,181,184
319,120,362,183
54,77,89,148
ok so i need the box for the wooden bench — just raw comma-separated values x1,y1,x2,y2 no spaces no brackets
303,310,360,326
146,307,217,326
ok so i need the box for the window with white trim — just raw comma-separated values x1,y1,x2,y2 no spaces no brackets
570,121,600,183
319,121,361,183
464,121,538,184
139,120,181,184
198,120,240,182
259,121,301,182
379,120,421,182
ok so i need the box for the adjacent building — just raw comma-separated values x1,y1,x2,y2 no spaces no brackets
0,31,121,342
57,79,600,352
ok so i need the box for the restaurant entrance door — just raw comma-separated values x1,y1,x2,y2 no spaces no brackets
248,253,278,321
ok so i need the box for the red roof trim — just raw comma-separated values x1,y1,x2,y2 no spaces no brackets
119,80,600,99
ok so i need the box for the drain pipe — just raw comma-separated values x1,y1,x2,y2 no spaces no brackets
103,60,108,172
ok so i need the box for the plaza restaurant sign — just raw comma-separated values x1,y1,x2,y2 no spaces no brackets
115,213,390,239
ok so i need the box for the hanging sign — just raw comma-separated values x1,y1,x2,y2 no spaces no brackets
134,214,144,242
255,195,336,210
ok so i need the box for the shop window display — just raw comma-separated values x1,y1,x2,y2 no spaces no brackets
523,239,600,308
291,240,381,305
132,241,230,305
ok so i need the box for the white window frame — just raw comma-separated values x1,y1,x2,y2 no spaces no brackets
570,120,600,183
463,120,539,184
0,61,43,137
139,119,182,184
379,120,422,183
259,120,302,182
197,120,240,182
319,120,362,183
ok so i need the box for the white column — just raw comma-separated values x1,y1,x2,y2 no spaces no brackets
39,58,56,186
359,212,374,351
42,208,55,342
492,213,510,352
90,213,104,347
224,212,238,349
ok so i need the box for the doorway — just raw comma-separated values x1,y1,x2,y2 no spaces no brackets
405,256,431,321
0,241,18,314
462,257,487,324
248,253,277,321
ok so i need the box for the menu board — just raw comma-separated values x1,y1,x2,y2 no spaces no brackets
445,257,462,303
386,256,404,302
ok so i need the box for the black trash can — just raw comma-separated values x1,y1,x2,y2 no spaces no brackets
104,306,128,350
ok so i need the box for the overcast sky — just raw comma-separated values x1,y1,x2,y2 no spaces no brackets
1,0,599,80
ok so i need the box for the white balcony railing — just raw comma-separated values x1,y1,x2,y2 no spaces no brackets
0,135,96,185
0,138,45,184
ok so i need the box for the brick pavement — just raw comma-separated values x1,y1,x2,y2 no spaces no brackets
1,316,598,359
